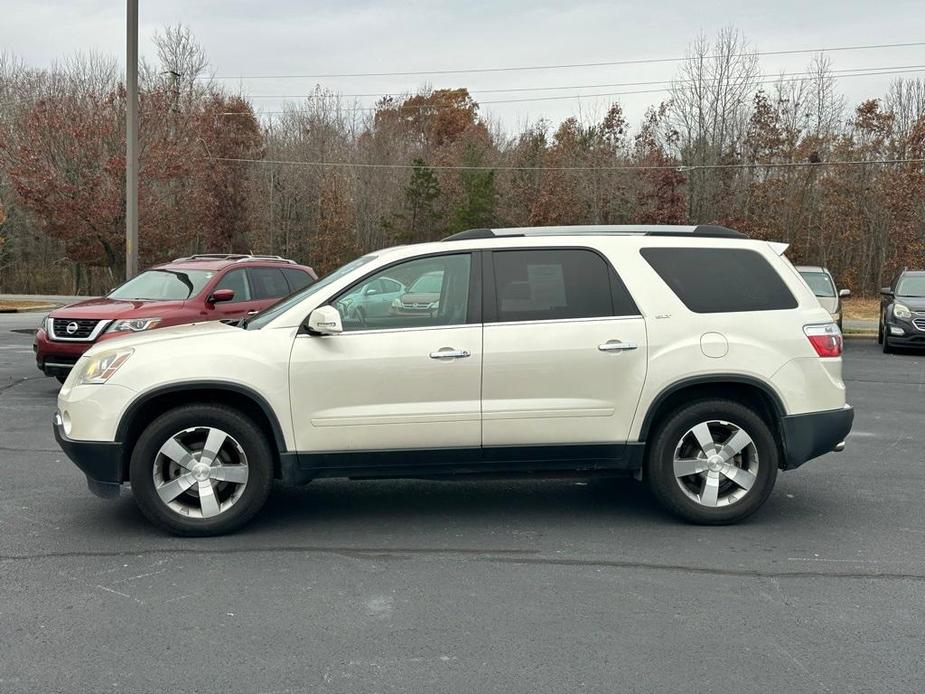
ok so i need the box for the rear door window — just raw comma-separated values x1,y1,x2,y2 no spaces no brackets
490,249,637,322
248,268,291,300
282,268,314,293
641,247,798,313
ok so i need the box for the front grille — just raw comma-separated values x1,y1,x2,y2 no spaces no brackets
913,318,925,332
51,318,101,341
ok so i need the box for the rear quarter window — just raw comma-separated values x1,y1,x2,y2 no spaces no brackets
641,247,798,313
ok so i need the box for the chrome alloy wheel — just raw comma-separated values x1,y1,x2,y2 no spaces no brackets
672,420,759,508
152,427,249,519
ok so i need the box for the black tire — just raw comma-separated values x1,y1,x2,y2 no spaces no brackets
883,334,893,354
877,321,883,344
55,375,67,384
645,398,778,525
129,403,273,536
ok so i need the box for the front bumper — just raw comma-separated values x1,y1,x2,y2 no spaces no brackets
53,412,124,498
884,318,925,346
34,329,93,377
780,405,854,470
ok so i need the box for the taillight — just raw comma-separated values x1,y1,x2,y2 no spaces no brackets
804,323,843,357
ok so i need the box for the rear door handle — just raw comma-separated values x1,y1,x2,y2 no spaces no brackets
598,340,637,352
429,348,471,359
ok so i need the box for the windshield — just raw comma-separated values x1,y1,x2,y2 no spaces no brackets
108,269,215,301
896,275,925,297
409,271,444,293
245,255,377,329
799,271,835,298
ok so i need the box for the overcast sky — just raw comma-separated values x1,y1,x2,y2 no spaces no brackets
2,0,921,131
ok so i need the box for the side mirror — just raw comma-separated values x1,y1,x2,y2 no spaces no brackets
839,288,851,298
880,287,893,297
209,289,235,304
306,305,343,335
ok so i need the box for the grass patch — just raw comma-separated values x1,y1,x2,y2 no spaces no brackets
0,300,56,312
843,297,879,322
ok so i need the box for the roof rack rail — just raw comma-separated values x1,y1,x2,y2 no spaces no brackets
171,253,297,264
172,254,244,261
443,224,747,241
232,255,297,264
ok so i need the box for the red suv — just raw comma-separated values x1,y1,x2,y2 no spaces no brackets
34,254,316,381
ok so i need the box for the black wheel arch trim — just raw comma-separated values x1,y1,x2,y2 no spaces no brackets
115,381,289,453
637,374,787,441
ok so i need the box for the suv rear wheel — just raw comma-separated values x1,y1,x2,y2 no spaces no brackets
129,404,273,536
645,399,778,524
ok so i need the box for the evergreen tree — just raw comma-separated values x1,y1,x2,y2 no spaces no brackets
450,148,497,232
403,158,441,242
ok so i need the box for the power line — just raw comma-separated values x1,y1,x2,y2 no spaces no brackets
242,63,925,98
216,66,925,115
206,40,925,80
208,156,925,172
478,67,925,105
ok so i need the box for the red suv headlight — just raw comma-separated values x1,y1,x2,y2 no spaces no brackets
107,318,163,333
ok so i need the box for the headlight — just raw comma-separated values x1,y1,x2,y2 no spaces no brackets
894,303,912,320
75,348,133,386
42,315,52,333
108,317,162,333
391,298,402,308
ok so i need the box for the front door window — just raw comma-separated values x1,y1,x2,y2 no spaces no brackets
333,254,472,331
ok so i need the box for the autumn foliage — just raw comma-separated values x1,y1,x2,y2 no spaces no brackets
1,27,924,295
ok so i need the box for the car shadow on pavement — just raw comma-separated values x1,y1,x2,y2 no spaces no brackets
83,474,834,540
259,478,659,523
245,475,830,535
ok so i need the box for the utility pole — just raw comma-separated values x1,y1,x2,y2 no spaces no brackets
125,0,139,279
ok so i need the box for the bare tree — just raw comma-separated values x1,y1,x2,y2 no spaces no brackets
151,24,209,95
886,78,925,157
804,54,845,139
670,27,759,221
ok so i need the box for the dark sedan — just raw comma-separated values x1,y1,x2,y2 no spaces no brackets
879,270,925,353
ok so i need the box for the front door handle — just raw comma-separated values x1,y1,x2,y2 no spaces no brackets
246,310,259,316
598,340,637,352
429,348,471,360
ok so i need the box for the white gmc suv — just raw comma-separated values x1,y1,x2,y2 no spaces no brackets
54,225,853,535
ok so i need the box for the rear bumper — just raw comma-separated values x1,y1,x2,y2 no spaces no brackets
780,405,854,470
53,412,124,497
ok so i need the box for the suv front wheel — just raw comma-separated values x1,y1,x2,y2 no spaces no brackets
645,399,778,524
130,404,273,536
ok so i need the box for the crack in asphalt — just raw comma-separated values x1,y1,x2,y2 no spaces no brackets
0,445,58,453
2,545,924,581
0,375,43,395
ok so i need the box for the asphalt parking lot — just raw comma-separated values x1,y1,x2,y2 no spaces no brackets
1,311,924,693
